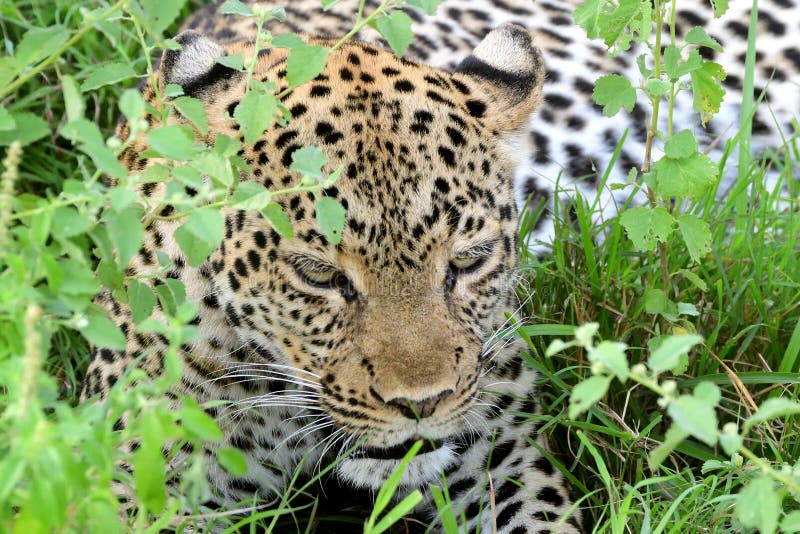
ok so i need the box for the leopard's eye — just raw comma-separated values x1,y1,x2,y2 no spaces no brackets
450,255,485,272
290,256,357,300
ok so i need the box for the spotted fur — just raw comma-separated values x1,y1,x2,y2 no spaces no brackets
83,0,798,531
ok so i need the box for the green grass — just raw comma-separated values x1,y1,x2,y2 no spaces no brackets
1,0,799,532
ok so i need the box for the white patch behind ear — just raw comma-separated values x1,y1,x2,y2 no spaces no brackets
471,23,536,76
162,31,226,87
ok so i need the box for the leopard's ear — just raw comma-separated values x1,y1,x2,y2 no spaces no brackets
160,30,242,97
455,23,544,131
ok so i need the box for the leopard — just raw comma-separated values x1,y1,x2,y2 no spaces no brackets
81,0,799,532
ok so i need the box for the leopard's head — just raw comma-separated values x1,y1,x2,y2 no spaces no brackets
148,24,543,487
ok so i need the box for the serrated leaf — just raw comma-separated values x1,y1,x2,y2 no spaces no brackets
128,280,156,323
664,130,698,159
232,181,272,210
217,447,248,476
407,0,441,15
599,0,651,55
573,0,605,39
272,33,305,49
61,119,128,177
262,203,294,239
173,96,209,136
290,145,327,179
592,74,636,117
677,302,699,316
286,44,330,87
649,424,688,469
217,53,245,71
61,75,84,122
0,113,49,146
82,308,126,350
736,476,779,534
568,375,611,418
80,62,137,91
14,26,69,68
374,11,414,57
709,0,729,18
677,269,708,292
685,27,723,52
315,197,346,245
644,288,668,315
234,88,277,145
590,341,629,382
744,398,800,433
781,511,800,532
648,334,703,374
220,0,253,16
677,214,712,263
132,0,186,36
173,208,224,266
147,124,197,160
690,60,726,125
646,78,670,97
667,394,717,446
652,152,717,199
619,206,674,251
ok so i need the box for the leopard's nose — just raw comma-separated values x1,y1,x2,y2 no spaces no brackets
371,387,453,419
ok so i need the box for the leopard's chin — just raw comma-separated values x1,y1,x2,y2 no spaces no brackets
336,443,458,490
347,437,446,461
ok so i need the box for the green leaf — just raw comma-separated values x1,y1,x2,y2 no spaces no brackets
568,375,611,418
61,119,128,177
147,124,198,160
652,152,717,199
667,393,717,446
685,27,723,52
220,0,253,16
81,308,126,350
61,75,84,122
664,130,698,159
315,197,346,245
590,341,629,382
743,398,800,433
374,11,414,57
58,259,100,296
676,269,708,292
677,214,712,263
286,44,330,87
736,476,780,534
619,206,674,251
180,398,223,441
133,445,166,514
648,334,703,374
217,447,248,476
131,0,186,36
232,182,272,210
119,89,145,122
216,53,245,71
709,0,729,18
173,96,209,136
290,145,327,179
781,511,800,533
719,432,742,456
649,424,689,469
592,74,636,117
644,288,668,315
14,26,69,68
174,208,224,267
599,0,651,55
272,33,306,49
234,87,277,145
407,0,442,15
694,382,721,405
690,60,726,125
128,280,156,324
262,203,294,239
50,207,93,238
573,0,605,38
0,106,14,131
371,490,424,534
105,206,144,268
80,62,137,91
372,440,423,521
645,78,670,97
663,46,702,81
0,113,49,146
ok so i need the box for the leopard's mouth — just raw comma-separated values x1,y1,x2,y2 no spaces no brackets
347,437,446,461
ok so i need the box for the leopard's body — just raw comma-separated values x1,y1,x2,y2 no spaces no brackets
82,0,798,532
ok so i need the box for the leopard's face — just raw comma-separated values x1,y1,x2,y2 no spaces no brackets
148,25,543,470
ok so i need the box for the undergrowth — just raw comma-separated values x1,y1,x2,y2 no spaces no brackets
0,0,798,532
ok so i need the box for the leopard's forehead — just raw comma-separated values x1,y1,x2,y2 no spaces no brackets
213,41,520,264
